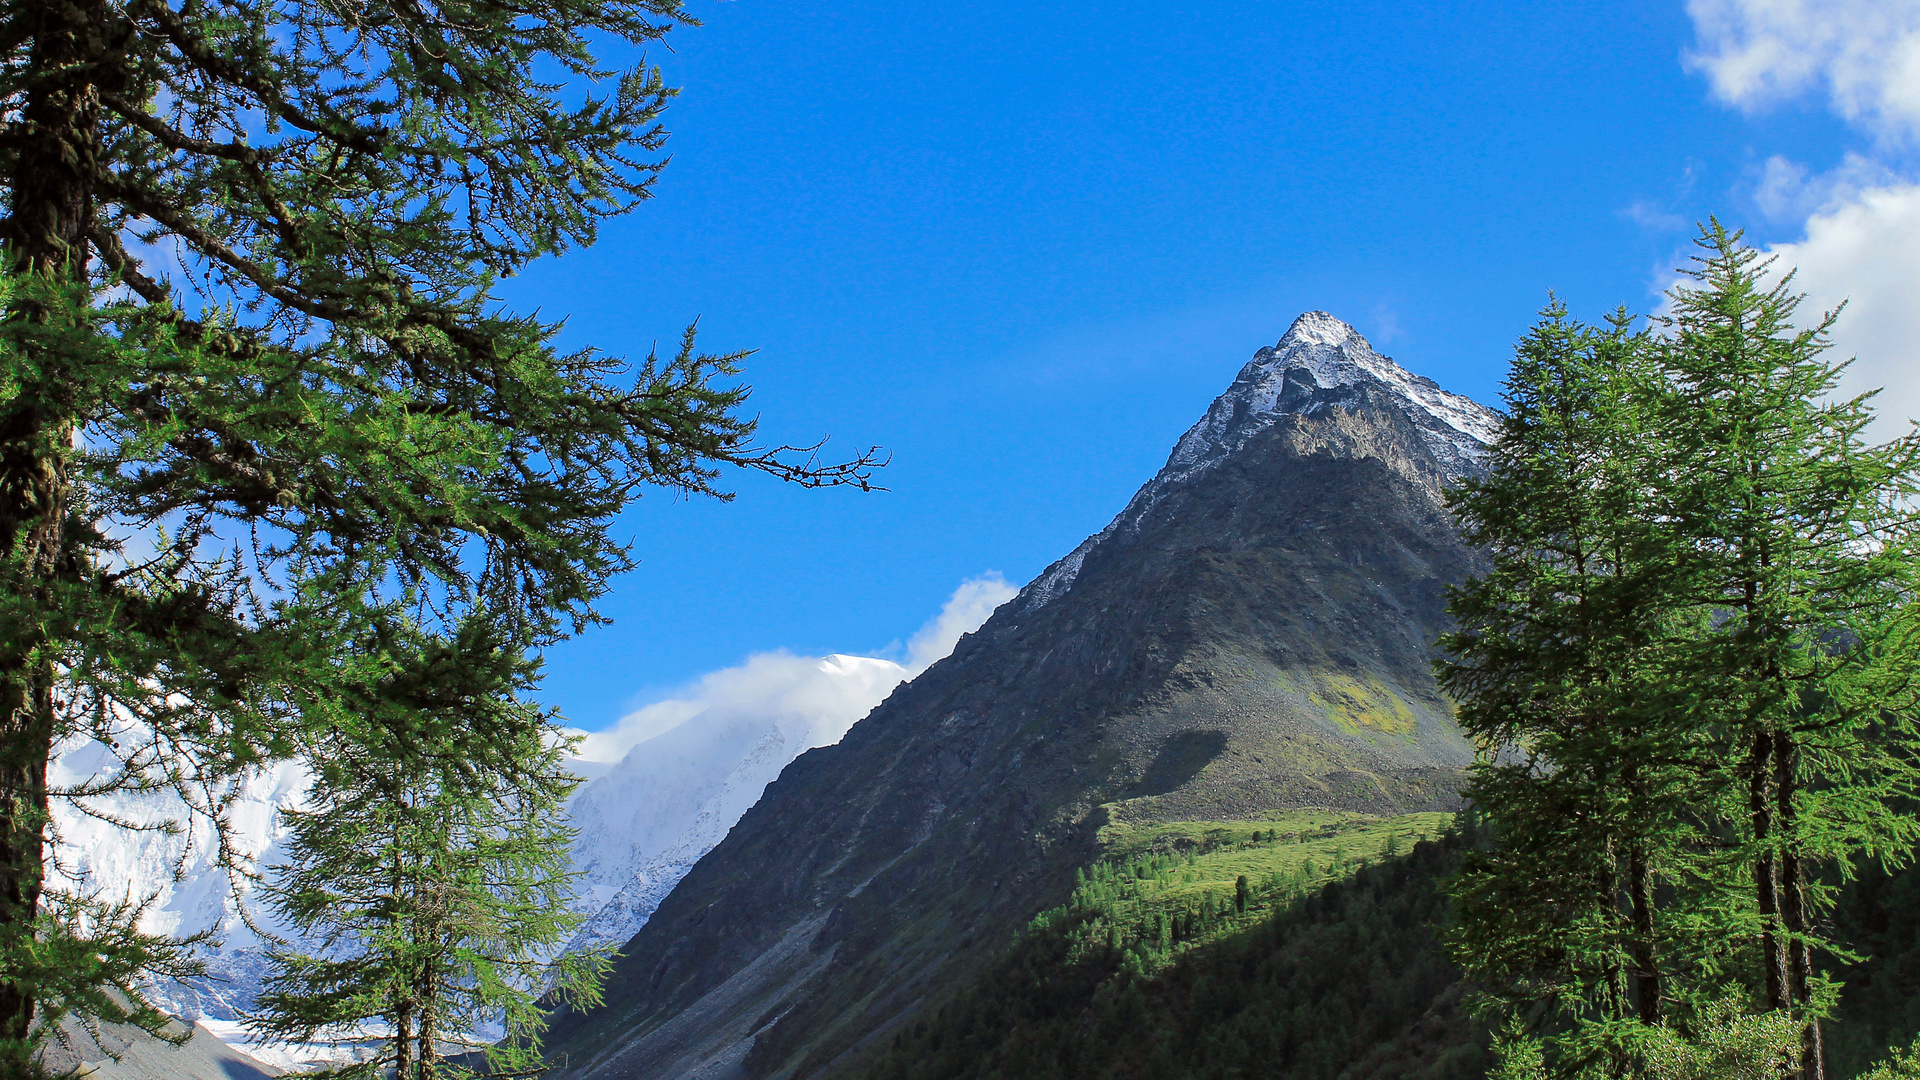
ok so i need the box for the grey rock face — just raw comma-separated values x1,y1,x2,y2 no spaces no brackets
1017,311,1495,612
542,314,1496,1080
38,1010,283,1080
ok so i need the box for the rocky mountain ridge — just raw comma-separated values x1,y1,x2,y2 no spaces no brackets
1017,311,1494,612
542,313,1497,1080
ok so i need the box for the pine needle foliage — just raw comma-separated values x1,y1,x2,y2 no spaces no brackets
1441,221,1920,1080
1440,298,1707,1063
0,0,879,1067
247,616,608,1080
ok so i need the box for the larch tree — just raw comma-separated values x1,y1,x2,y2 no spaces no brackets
1441,301,1702,1072
0,0,878,1069
1444,225,1920,1080
248,615,604,1080
1651,223,1920,1080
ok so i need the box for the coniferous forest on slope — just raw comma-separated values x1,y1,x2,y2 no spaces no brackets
852,824,1488,1080
850,821,1920,1080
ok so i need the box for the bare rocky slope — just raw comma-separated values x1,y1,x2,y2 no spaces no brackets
542,313,1497,1080
37,1005,283,1080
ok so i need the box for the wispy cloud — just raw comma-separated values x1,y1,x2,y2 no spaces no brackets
1620,200,1689,231
906,573,1017,671
1368,302,1405,346
573,574,1018,764
1750,152,1903,221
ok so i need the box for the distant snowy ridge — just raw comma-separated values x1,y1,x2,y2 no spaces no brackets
1016,312,1499,613
554,575,1017,953
51,677,880,1027
47,578,1018,1062
560,653,910,955
47,740,306,1021
49,682,879,1056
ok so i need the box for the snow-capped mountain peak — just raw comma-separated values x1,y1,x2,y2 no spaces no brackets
1277,308,1361,349
1170,311,1497,474
1015,313,1500,613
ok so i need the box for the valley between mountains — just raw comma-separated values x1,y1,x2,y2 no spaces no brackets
58,310,1492,1075
76,312,1920,1080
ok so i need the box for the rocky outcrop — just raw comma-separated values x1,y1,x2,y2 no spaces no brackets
542,314,1498,1080
37,1006,283,1080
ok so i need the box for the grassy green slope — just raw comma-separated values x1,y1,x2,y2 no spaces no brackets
1070,811,1452,972
819,802,1920,1080
836,812,1484,1080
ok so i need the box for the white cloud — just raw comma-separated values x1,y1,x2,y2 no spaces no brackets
906,572,1017,672
1677,2,1920,435
1751,152,1902,221
1762,179,1920,437
1621,200,1689,231
1685,0,1920,142
573,651,901,765
573,573,1017,763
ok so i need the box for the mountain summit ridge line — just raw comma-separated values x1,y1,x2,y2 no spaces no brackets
1016,312,1496,613
544,313,1498,1080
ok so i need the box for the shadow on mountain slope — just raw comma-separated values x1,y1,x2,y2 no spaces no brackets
542,317,1494,1080
841,825,1487,1080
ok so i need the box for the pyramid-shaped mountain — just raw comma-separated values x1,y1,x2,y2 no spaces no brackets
544,313,1498,1080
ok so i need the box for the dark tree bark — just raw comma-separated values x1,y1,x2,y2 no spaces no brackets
1775,731,1826,1080
1750,729,1786,1012
394,845,415,1080
1628,838,1661,1025
0,0,104,1054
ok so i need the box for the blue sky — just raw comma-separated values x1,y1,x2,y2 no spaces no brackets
508,0,1920,733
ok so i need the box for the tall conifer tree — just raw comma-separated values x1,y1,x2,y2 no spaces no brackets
248,616,603,1079
1444,225,1920,1080
1442,301,1699,1071
0,0,877,1066
1650,223,1920,1080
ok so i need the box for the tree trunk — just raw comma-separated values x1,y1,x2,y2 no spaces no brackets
1598,844,1631,1080
6,0,102,277
393,840,415,1080
395,993,414,1080
417,925,437,1080
0,0,102,1060
1628,838,1661,1025
1774,731,1825,1080
1750,728,1786,1012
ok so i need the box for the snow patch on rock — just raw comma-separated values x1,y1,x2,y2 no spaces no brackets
1015,312,1499,614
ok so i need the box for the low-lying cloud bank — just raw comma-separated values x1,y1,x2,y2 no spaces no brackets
555,573,1020,955
573,573,1018,764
